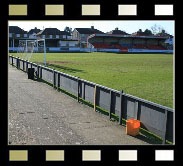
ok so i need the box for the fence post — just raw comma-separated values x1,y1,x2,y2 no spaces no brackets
37,65,39,78
18,57,20,69
77,77,80,102
54,70,57,89
18,58,20,69
53,69,55,88
82,82,85,100
137,101,141,121
109,90,113,119
16,57,19,69
40,66,42,79
119,90,123,125
12,56,13,65
57,72,60,91
23,60,25,71
162,110,168,144
94,85,97,111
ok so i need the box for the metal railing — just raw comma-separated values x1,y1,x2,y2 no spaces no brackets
9,55,174,144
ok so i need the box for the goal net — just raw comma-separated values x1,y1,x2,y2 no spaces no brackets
17,39,46,65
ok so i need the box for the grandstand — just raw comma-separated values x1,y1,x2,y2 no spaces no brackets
87,34,173,53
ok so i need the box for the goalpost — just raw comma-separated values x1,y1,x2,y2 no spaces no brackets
17,38,47,66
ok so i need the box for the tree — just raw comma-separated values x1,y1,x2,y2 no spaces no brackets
151,24,158,35
151,24,165,35
64,26,72,34
144,29,153,36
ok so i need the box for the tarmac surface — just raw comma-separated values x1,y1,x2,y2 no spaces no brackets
8,65,151,145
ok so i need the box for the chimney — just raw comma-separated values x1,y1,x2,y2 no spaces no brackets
115,27,118,30
91,26,94,30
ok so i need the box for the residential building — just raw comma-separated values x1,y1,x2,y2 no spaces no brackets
72,26,104,47
28,27,41,34
37,28,71,39
107,28,129,35
36,28,76,47
9,26,28,49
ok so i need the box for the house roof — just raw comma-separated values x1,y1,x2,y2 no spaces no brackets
37,28,71,35
28,27,41,34
75,28,104,34
9,26,27,34
88,34,169,41
107,28,129,35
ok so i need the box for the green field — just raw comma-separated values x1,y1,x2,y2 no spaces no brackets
11,52,174,108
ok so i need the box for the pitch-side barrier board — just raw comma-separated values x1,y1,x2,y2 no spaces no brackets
0,0,179,166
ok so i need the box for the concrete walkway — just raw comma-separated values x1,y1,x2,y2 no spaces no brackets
8,65,150,145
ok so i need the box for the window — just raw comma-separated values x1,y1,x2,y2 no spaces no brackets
42,35,45,38
16,34,20,37
67,36,71,39
56,35,59,38
24,34,28,37
29,35,35,38
9,33,12,37
63,35,66,39
49,35,53,38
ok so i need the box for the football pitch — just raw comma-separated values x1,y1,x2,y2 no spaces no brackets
10,52,174,108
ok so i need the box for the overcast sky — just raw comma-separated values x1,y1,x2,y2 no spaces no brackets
9,20,174,35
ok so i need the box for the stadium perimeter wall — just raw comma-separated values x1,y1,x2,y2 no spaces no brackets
9,47,173,53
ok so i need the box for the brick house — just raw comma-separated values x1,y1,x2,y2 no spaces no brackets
28,27,41,34
72,26,104,47
9,26,28,49
36,28,77,47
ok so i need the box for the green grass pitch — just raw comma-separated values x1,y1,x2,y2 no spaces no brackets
11,52,174,108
